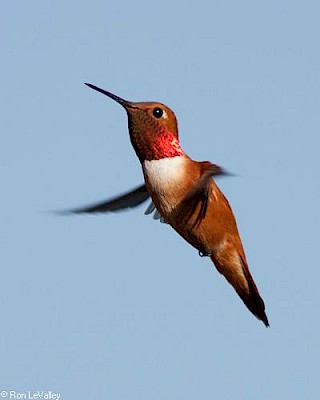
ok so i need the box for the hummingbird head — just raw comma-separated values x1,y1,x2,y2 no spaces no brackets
85,83,184,162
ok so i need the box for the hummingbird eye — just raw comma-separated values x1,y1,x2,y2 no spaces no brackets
152,107,163,119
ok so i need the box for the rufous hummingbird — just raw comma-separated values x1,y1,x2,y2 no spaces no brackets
67,83,269,327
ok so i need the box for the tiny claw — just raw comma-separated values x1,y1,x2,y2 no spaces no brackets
198,249,211,257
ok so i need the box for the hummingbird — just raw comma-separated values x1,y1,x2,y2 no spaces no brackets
67,83,269,327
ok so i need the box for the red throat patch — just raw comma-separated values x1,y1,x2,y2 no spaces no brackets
152,132,184,160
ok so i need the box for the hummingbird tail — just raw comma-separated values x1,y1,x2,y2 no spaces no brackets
211,252,269,327
239,257,269,327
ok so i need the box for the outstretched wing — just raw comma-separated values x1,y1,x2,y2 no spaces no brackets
62,184,150,214
178,162,229,228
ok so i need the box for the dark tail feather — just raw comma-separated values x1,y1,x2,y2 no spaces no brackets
241,271,269,327
238,255,269,327
211,253,269,327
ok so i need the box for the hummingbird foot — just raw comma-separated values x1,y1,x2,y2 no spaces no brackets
198,248,211,257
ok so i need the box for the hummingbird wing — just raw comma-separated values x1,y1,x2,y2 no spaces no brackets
178,162,228,228
62,184,150,214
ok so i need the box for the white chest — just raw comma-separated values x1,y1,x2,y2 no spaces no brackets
143,156,186,190
142,156,187,212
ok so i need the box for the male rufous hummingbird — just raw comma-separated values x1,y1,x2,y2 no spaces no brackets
68,83,269,327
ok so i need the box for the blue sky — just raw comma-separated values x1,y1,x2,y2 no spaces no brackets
1,1,320,399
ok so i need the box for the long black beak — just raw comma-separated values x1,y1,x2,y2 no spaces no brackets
85,83,136,109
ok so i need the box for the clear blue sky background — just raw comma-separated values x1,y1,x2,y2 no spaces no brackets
1,1,320,399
